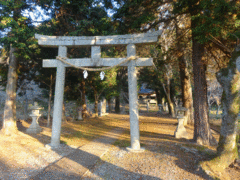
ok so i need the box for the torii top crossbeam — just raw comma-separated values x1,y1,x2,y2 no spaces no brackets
35,31,162,152
35,31,161,47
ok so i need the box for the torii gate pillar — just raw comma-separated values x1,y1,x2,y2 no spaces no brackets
127,44,143,151
51,46,67,147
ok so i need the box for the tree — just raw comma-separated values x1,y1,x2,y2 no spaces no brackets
172,0,240,146
175,16,194,124
200,44,240,179
2,45,18,135
0,0,36,135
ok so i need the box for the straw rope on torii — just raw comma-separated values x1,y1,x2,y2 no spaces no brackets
35,31,162,151
56,55,139,71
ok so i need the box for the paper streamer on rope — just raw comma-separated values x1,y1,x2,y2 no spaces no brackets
100,71,105,80
83,70,88,79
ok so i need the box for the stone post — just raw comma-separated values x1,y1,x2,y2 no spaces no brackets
50,46,67,147
102,98,107,114
99,101,103,117
174,116,189,139
147,101,149,113
126,44,144,152
158,104,163,114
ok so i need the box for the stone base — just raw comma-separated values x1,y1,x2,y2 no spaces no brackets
174,129,189,139
126,147,145,153
45,143,61,150
99,113,109,117
26,127,42,134
174,117,190,139
183,116,188,126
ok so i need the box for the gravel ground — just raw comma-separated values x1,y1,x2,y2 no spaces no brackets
83,143,240,180
0,113,239,180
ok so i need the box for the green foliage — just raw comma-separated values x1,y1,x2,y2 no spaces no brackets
173,0,240,44
112,0,164,33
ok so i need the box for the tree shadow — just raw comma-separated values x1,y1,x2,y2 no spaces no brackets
2,113,218,180
31,146,162,180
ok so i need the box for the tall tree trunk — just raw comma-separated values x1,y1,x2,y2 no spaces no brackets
47,74,53,127
62,102,66,123
115,95,120,113
163,78,175,117
200,44,240,178
81,77,88,118
1,45,18,135
115,70,121,113
155,89,161,105
107,98,112,112
191,20,216,146
179,57,194,124
94,89,98,117
176,19,194,125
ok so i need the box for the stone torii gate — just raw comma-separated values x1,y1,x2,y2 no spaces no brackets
35,31,162,152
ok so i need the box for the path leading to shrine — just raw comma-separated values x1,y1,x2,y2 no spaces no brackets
0,113,239,180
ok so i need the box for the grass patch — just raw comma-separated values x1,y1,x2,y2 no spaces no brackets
114,139,131,147
113,139,145,148
182,143,207,151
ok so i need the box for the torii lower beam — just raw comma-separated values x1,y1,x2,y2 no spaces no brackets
43,55,153,151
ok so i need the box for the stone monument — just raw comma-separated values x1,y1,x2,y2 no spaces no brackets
26,102,43,134
174,106,189,139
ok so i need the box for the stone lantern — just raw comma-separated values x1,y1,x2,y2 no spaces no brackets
158,104,163,114
26,102,43,134
174,106,189,139
176,106,188,126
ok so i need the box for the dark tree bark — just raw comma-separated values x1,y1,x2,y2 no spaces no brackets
81,77,88,118
94,89,98,117
191,19,217,146
155,89,162,105
1,45,18,135
107,98,112,112
200,44,240,178
115,70,121,113
163,78,175,117
115,95,120,113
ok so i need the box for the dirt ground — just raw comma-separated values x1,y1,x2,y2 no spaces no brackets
0,111,239,180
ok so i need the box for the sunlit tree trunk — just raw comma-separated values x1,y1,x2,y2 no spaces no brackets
176,18,194,125
200,44,240,178
1,45,18,135
62,102,66,123
47,74,53,127
162,79,175,117
179,56,194,124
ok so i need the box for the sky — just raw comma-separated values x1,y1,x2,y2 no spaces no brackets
22,6,52,26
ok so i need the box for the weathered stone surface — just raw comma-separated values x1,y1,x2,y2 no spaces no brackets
50,46,67,147
35,31,162,47
237,56,240,71
26,116,42,134
174,117,190,139
26,102,43,134
127,44,144,151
